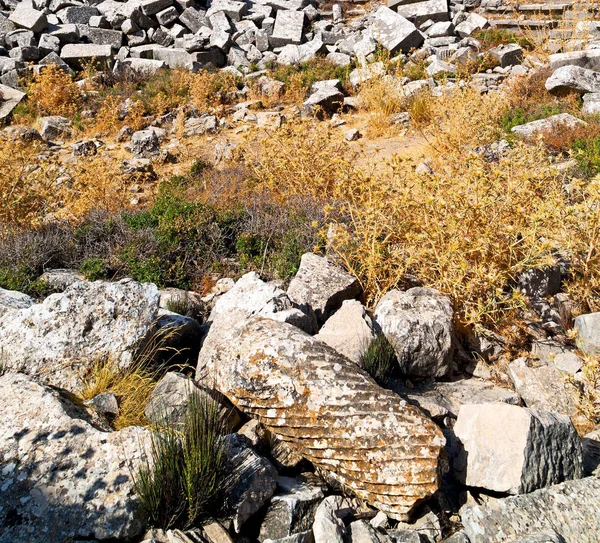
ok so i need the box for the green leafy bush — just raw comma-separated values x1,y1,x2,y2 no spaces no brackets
133,392,227,529
0,265,49,298
572,136,600,178
81,257,109,281
500,104,564,134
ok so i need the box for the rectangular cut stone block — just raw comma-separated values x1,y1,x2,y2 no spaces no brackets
9,6,48,33
141,0,173,16
179,7,208,32
452,403,582,494
151,47,197,68
394,0,449,25
206,0,248,21
270,10,305,47
77,26,123,48
60,43,113,66
371,6,423,53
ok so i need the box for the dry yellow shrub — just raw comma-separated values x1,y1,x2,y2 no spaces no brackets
245,87,600,329
0,140,54,227
188,70,239,112
52,155,132,221
0,138,133,226
246,122,358,199
27,64,82,117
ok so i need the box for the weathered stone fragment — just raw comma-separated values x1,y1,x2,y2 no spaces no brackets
197,272,313,379
507,357,580,419
574,311,600,356
511,113,586,140
131,128,160,157
312,495,350,543
0,373,150,542
0,82,25,122
582,428,600,476
347,520,393,542
460,477,600,543
550,50,600,71
258,477,324,541
546,65,600,95
198,316,445,520
0,287,33,317
452,403,582,494
316,300,375,364
270,10,304,47
8,5,48,33
60,43,113,66
489,43,523,67
39,115,72,140
223,434,278,532
145,371,240,430
0,279,159,391
394,0,449,25
374,288,454,377
454,13,488,36
302,87,344,118
287,253,360,325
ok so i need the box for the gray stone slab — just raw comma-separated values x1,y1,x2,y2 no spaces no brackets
270,10,304,47
461,477,600,543
60,43,113,65
371,6,423,54
394,0,449,25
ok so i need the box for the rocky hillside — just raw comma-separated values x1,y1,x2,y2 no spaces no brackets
2,0,600,541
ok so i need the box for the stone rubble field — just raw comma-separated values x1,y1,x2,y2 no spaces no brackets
2,0,600,540
1,252,599,542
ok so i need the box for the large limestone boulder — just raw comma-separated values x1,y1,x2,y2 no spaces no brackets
374,288,455,377
0,279,160,391
452,403,582,494
198,316,445,520
315,299,376,364
287,253,361,326
0,373,151,542
460,477,600,543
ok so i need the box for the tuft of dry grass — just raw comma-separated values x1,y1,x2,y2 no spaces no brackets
358,75,406,136
79,324,184,430
26,65,82,117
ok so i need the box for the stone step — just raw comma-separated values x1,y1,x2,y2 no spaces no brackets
482,3,571,14
490,18,561,28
